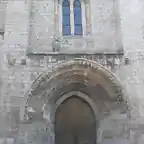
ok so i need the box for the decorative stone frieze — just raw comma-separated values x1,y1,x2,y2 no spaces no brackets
41,53,123,73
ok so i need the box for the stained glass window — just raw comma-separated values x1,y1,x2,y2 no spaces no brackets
73,0,83,35
62,0,71,35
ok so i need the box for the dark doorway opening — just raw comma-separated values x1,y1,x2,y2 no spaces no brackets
55,96,96,144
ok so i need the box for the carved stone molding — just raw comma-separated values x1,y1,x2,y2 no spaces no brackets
21,58,130,122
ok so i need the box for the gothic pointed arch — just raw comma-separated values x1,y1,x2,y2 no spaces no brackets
62,0,71,35
73,0,83,35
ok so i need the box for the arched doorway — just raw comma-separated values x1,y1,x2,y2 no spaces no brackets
22,58,130,144
55,96,96,144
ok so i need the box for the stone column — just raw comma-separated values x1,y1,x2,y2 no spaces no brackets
54,0,59,37
97,128,103,144
43,106,55,144
70,0,74,35
45,120,55,144
85,3,91,36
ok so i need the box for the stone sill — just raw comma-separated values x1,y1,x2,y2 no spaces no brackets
27,44,124,56
27,51,124,56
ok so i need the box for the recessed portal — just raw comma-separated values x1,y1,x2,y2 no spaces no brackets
55,96,96,144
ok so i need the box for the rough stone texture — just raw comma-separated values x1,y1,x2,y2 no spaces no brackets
28,0,123,54
118,0,144,118
0,0,144,143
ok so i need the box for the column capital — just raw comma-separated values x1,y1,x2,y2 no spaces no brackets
69,0,74,4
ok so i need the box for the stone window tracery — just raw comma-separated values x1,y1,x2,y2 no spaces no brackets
54,0,91,36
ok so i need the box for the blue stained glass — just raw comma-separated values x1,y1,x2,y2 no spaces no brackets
74,14,82,24
62,0,71,35
63,0,69,6
73,0,83,35
74,0,81,6
63,15,70,25
63,25,71,35
75,25,83,35
63,7,70,15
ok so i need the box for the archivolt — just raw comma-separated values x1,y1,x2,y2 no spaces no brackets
21,58,130,120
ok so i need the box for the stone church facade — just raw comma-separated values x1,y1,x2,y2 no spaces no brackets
0,0,144,143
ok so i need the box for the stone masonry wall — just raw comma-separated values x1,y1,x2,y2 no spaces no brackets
29,0,55,52
117,0,144,118
1,0,144,143
0,0,124,113
28,0,122,53
90,0,123,51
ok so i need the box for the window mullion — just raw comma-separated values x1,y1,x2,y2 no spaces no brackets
81,1,86,36
70,0,74,35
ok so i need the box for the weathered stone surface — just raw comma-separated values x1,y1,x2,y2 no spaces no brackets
0,0,144,143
